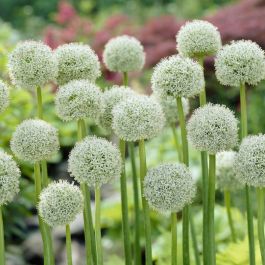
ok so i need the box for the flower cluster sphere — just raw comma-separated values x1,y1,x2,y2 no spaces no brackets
0,81,9,113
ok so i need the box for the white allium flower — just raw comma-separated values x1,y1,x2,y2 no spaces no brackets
215,40,265,87
235,135,265,187
216,151,243,191
112,95,165,142
152,94,189,126
55,79,103,122
38,180,84,227
151,55,204,98
55,43,101,85
8,41,58,89
176,20,222,58
0,80,9,113
187,104,238,154
103,35,145,72
143,163,196,214
0,151,21,205
100,85,136,131
11,119,59,162
68,136,122,187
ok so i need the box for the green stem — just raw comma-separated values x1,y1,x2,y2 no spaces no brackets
0,207,5,265
171,213,177,265
240,83,255,265
208,154,216,265
224,190,236,242
128,142,141,265
190,211,201,265
66,224,73,265
36,86,43,119
123,72,128,86
119,139,132,265
257,188,265,265
171,125,182,161
41,161,49,188
139,139,152,265
95,187,103,265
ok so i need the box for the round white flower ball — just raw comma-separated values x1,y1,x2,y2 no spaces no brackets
8,41,58,89
215,40,265,87
55,43,101,85
176,20,222,58
103,35,145,72
0,151,21,205
55,79,103,122
187,104,238,154
235,135,265,187
0,80,9,113
100,85,136,131
144,163,196,213
112,95,165,142
216,151,243,191
151,55,204,98
38,180,84,227
68,136,122,187
11,119,59,162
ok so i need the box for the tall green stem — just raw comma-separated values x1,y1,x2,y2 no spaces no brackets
139,139,152,265
0,207,5,265
224,190,236,242
66,224,73,265
95,187,103,265
123,72,128,86
36,86,43,119
119,139,132,265
171,125,182,161
190,210,201,265
208,154,216,265
78,120,97,265
257,188,265,265
171,213,177,265
240,83,255,265
128,142,141,265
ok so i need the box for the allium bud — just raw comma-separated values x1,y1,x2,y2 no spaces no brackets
235,135,265,187
103,35,145,72
112,95,165,142
215,40,265,87
187,104,238,154
216,151,243,191
55,79,103,122
55,43,101,85
151,55,204,98
176,20,222,58
0,80,9,113
38,180,84,227
100,85,136,131
11,119,59,162
68,136,122,187
152,94,189,126
0,150,21,205
143,163,196,214
8,41,58,89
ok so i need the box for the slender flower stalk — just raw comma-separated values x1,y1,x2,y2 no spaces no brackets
66,224,73,265
171,213,177,265
224,191,236,242
257,188,265,265
171,125,182,161
95,187,103,265
190,210,201,265
0,207,5,265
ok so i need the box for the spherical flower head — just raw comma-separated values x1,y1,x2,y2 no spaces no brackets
216,151,243,191
38,180,84,227
11,119,59,162
152,94,189,126
176,20,222,58
100,85,136,131
55,79,103,122
8,41,58,89
234,135,265,187
187,103,238,154
112,95,165,142
103,35,145,72
68,136,122,187
215,40,265,87
151,55,204,98
0,151,21,205
55,43,101,85
144,163,196,214
0,80,9,113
